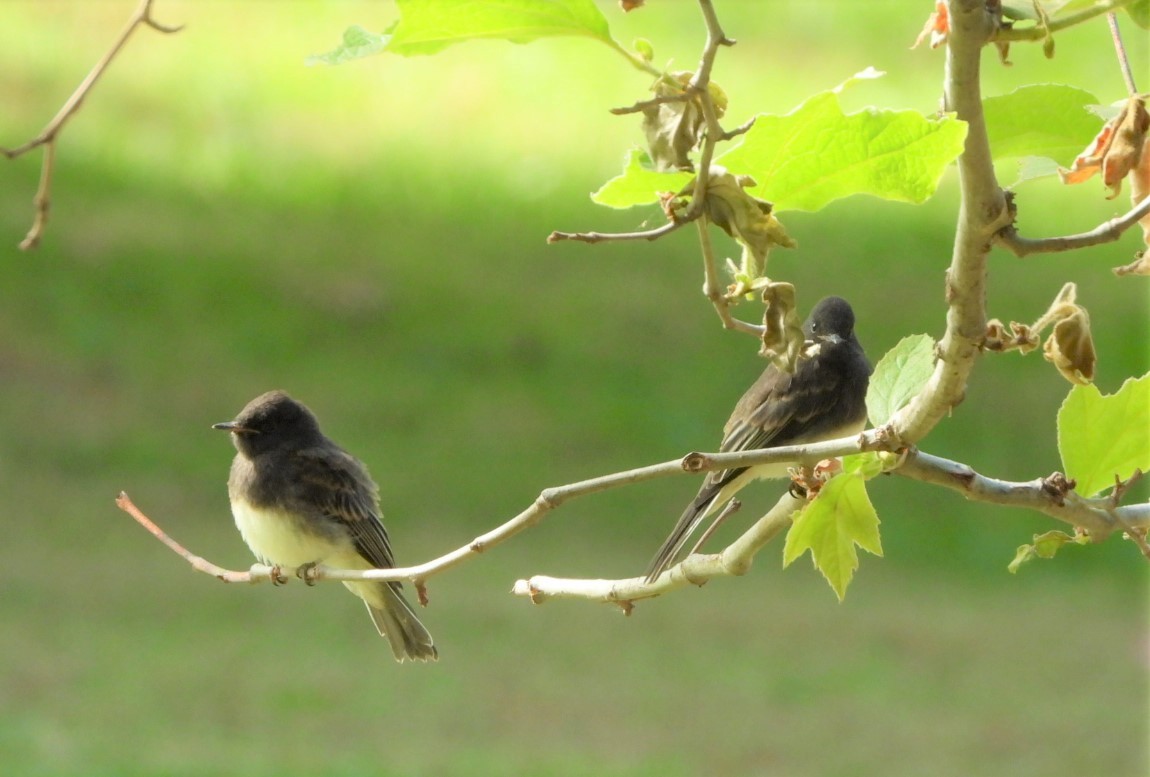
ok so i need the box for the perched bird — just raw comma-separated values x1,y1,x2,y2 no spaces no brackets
213,391,437,662
644,296,871,583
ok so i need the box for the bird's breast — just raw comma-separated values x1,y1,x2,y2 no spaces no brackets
231,498,345,567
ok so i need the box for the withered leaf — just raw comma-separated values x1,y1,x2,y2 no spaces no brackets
1043,306,1096,385
642,72,727,172
1060,94,1150,199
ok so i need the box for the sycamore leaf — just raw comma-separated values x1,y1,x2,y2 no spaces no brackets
388,0,613,54
308,0,615,65
591,149,693,208
1057,374,1150,497
1008,529,1089,573
866,334,936,426
1126,0,1150,29
306,25,391,66
984,85,1102,165
716,86,967,212
783,466,882,601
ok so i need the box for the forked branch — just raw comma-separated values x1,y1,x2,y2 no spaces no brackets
2,0,181,250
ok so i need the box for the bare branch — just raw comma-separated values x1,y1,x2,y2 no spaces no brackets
997,196,1150,257
510,449,1150,606
1108,12,1139,95
610,93,690,116
993,0,1138,42
513,492,800,605
1,0,182,250
697,218,766,336
117,432,885,587
894,451,1150,539
547,220,683,245
890,0,1009,445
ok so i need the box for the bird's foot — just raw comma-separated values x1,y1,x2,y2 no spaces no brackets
296,561,321,586
268,565,289,585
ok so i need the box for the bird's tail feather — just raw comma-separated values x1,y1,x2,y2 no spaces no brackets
643,488,722,584
352,581,438,662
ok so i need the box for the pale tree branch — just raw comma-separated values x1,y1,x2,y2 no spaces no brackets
121,430,1149,602
992,0,1139,42
894,450,1149,539
117,432,886,588
510,451,1150,606
1,0,182,250
513,492,802,607
697,218,765,336
997,196,1150,257
888,0,1008,448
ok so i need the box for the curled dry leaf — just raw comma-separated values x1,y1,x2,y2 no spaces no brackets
989,282,1096,383
912,1,948,49
1059,95,1150,199
758,282,804,373
1043,306,1096,385
642,72,728,172
700,168,796,284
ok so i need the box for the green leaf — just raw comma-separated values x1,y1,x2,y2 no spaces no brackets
984,85,1102,165
1008,529,1089,573
1127,0,1150,29
865,334,936,427
307,1,616,65
715,90,967,213
634,37,654,62
591,149,693,209
783,469,882,601
306,24,391,66
843,452,888,479
388,0,614,56
1011,155,1063,186
1057,374,1150,497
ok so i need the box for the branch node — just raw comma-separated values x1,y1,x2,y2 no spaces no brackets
681,451,708,473
1041,472,1075,506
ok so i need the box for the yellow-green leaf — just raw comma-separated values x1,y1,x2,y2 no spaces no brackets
1057,374,1150,497
782,470,882,601
866,334,936,426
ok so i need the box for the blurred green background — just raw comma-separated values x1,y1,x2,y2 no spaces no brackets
2,2,1147,775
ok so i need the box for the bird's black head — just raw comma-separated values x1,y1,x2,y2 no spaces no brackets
803,296,857,343
213,390,323,458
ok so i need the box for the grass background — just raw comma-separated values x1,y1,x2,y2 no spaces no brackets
1,1,1147,775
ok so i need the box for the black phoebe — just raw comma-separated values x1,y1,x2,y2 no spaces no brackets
644,296,871,582
213,391,437,663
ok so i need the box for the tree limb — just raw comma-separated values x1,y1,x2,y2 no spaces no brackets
116,432,884,587
993,0,1139,43
1,0,182,250
997,196,1150,257
889,0,1008,447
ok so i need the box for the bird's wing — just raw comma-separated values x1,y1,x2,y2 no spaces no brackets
295,446,396,570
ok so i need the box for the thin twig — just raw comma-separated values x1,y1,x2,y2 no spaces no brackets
1,0,182,250
697,218,765,335
997,196,1150,257
681,0,735,223
548,0,737,244
513,491,801,605
1107,12,1139,95
610,93,691,116
993,0,1137,42
547,220,684,244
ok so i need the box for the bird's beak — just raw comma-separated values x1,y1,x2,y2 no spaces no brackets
212,421,256,434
